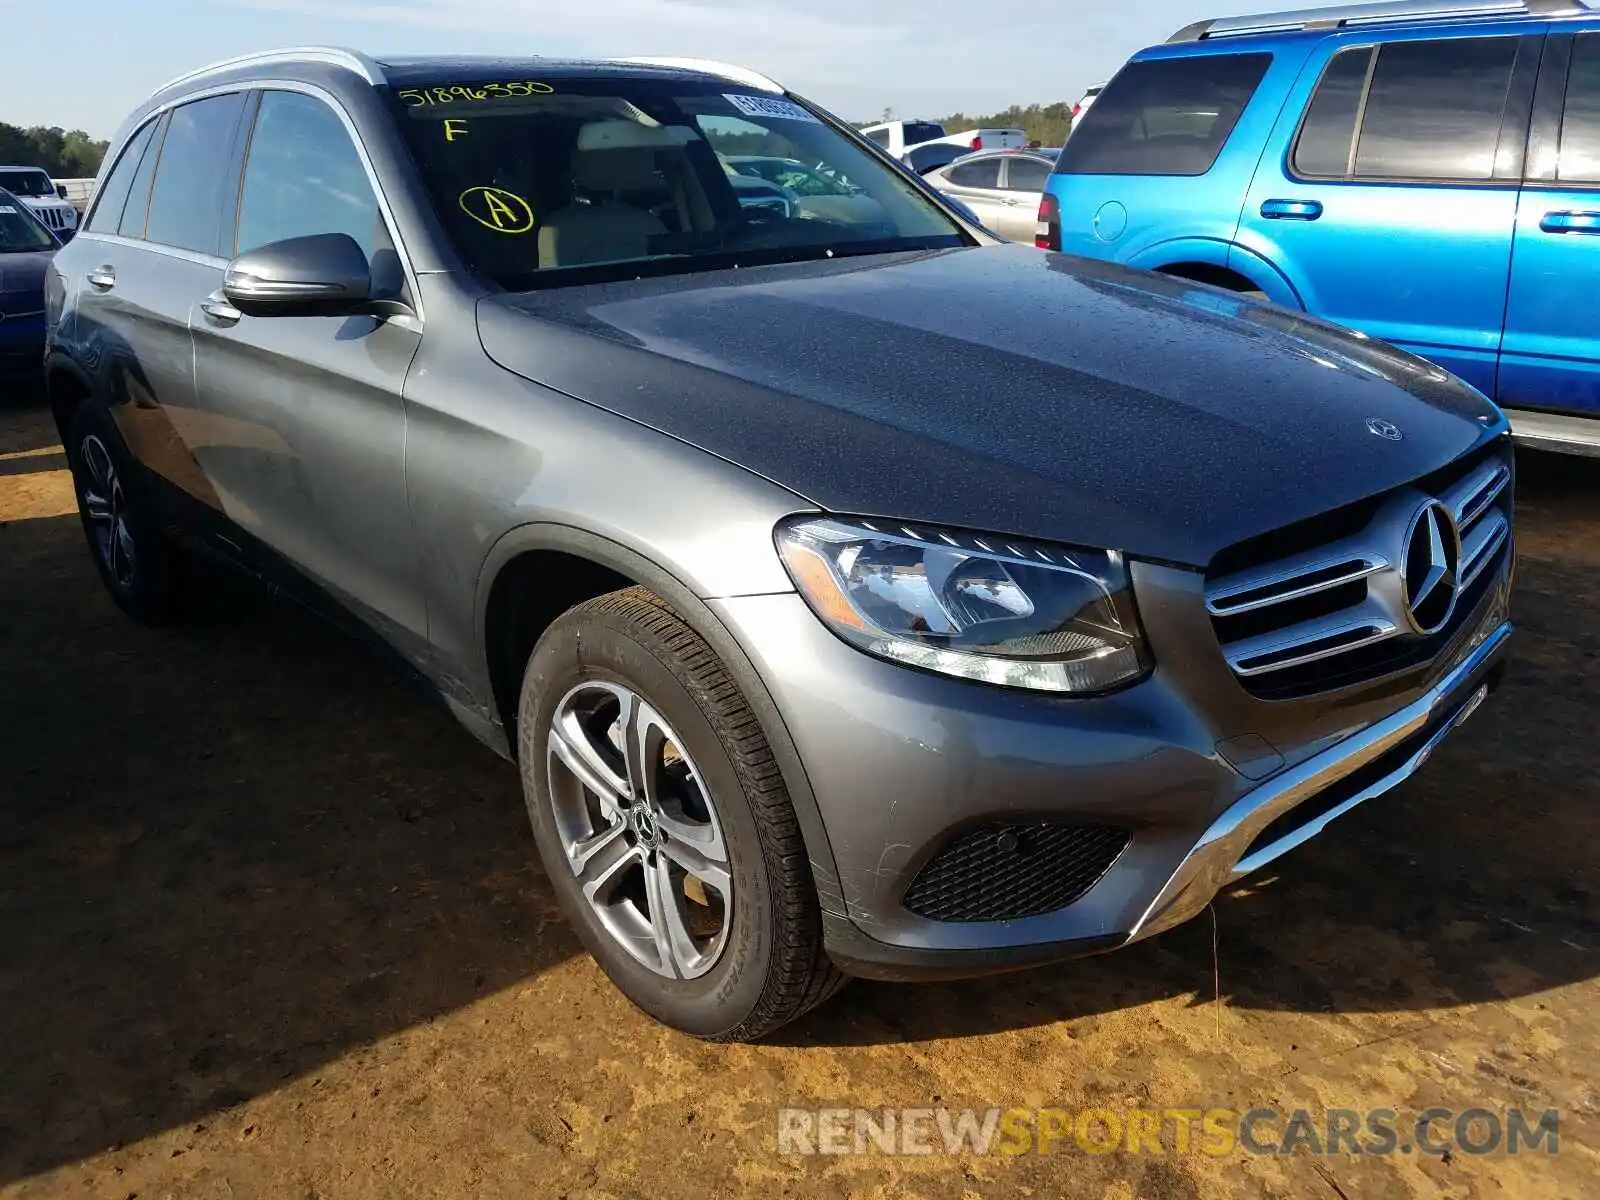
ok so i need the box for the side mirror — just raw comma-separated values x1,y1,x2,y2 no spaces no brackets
56,184,68,200
222,233,372,318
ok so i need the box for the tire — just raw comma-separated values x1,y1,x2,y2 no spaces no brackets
65,402,180,623
517,586,846,1041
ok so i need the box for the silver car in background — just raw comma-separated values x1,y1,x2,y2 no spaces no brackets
923,149,1057,241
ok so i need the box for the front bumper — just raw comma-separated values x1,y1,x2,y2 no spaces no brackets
712,560,1512,982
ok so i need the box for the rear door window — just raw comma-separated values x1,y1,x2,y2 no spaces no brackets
85,120,158,234
144,92,248,255
902,122,945,146
1354,37,1519,180
1293,47,1373,178
946,158,1001,188
1056,53,1272,177
1557,32,1600,183
1002,156,1052,191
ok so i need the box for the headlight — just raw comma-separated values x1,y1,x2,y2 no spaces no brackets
775,517,1151,694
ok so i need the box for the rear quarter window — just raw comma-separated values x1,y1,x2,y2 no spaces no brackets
1056,53,1272,177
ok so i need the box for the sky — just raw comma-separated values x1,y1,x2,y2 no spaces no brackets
0,0,1294,140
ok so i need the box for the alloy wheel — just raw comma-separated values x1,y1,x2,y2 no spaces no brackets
78,433,137,590
546,680,733,980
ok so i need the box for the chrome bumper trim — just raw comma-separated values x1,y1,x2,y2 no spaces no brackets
1127,620,1512,943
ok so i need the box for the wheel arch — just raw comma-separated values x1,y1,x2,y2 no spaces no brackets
44,351,94,444
475,523,846,918
1126,238,1304,308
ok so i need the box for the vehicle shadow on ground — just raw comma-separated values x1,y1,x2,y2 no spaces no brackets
2,423,1596,1175
0,497,574,1183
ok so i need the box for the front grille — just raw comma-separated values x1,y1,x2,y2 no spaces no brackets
902,822,1130,922
33,206,69,231
1206,438,1513,700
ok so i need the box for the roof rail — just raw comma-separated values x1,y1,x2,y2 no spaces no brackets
153,46,384,95
610,57,783,94
1170,0,1589,42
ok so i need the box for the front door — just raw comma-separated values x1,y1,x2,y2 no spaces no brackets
937,156,1010,232
188,88,427,654
1236,32,1537,399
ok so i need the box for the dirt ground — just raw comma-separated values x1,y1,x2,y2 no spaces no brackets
1,394,1596,1200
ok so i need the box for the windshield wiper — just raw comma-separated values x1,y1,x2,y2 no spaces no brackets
497,237,961,292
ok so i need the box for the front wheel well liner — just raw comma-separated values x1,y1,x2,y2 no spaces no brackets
45,358,91,444
484,549,634,745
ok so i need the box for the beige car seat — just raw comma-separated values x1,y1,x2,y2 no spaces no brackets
538,120,700,268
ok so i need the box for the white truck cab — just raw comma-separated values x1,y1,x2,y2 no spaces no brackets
858,120,1027,161
0,166,77,239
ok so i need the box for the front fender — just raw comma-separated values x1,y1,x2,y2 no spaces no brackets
472,521,846,920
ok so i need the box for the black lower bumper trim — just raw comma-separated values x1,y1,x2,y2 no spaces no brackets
821,911,1127,983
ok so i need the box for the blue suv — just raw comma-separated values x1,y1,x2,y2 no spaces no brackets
1040,0,1600,456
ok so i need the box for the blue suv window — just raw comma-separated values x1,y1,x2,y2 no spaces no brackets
1293,37,1520,183
1558,33,1600,184
1056,53,1271,178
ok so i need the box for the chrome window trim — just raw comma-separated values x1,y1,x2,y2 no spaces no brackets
68,230,226,269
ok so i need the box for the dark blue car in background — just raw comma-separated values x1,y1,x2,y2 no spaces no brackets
0,187,57,390
1039,0,1600,458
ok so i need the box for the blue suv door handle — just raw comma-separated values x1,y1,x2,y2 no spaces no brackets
1540,211,1600,234
1260,199,1323,221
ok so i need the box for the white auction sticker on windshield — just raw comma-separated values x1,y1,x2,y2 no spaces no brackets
724,93,820,123
0,206,15,214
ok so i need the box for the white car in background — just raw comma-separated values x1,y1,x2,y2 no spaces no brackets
922,148,1056,242
0,166,77,240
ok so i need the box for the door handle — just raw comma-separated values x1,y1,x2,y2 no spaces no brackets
86,266,116,291
200,291,242,326
1260,199,1323,221
1541,210,1600,234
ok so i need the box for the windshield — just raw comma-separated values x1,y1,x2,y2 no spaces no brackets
0,169,53,198
0,195,55,252
388,75,965,288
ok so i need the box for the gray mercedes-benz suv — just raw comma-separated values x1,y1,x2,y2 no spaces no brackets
46,49,1515,1040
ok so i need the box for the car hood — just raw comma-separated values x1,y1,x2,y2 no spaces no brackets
479,244,1502,567
0,250,53,295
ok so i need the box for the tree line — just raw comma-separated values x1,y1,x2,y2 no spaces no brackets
865,101,1080,148
0,123,109,178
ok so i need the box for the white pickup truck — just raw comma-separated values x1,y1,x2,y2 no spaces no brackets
857,120,1027,161
0,165,79,240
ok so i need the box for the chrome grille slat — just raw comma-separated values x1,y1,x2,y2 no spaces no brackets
1224,601,1400,676
1460,510,1510,591
1444,460,1511,529
1207,551,1385,616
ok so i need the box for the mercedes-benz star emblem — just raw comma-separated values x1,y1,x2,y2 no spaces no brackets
1402,500,1461,635
1366,417,1403,441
